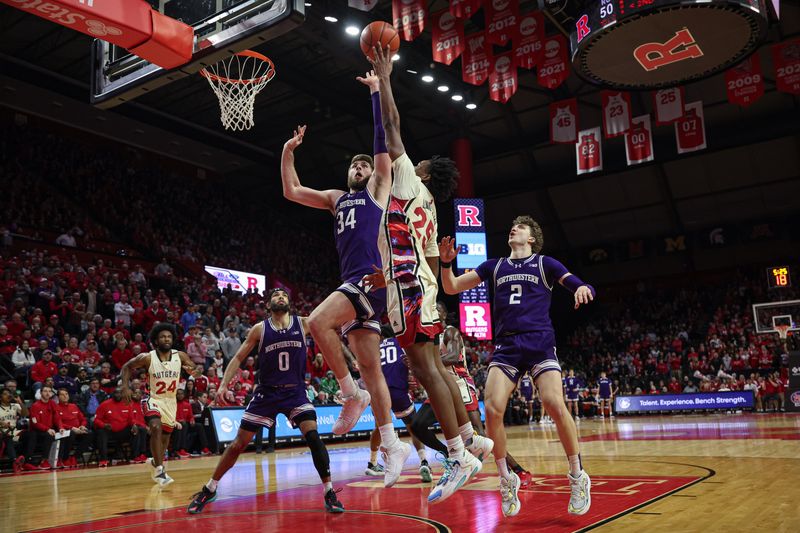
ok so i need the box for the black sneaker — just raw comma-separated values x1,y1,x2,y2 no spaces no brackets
325,488,345,514
187,486,217,514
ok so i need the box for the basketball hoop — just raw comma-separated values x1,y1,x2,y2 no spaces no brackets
776,324,790,341
200,50,275,131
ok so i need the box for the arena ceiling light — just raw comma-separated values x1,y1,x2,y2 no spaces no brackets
391,54,400,61
345,25,360,36
451,94,463,102
324,15,338,23
421,74,434,83
465,103,477,110
437,85,449,92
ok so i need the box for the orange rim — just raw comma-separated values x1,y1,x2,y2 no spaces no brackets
200,50,276,85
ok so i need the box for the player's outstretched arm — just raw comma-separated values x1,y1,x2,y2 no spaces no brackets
356,69,391,200
542,256,596,309
281,125,344,213
438,236,483,294
370,45,405,161
177,350,199,376
217,322,262,403
120,353,151,402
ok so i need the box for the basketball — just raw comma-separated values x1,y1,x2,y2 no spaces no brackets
360,21,400,61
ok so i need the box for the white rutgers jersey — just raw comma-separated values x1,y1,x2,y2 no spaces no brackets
147,349,181,400
551,106,576,143
604,94,631,137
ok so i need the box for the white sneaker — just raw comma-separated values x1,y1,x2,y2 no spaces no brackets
500,472,521,517
466,433,494,463
568,470,591,515
332,389,371,435
381,440,412,488
461,448,482,482
538,419,545,425
147,458,159,483
427,455,470,504
155,470,174,487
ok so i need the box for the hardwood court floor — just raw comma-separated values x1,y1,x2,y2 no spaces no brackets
3,413,798,532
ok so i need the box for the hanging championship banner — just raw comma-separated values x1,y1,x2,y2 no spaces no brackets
488,51,517,103
675,101,707,154
348,0,378,11
725,53,764,107
625,115,654,166
462,32,491,86
549,98,578,144
514,11,544,70
431,10,464,65
601,90,632,138
537,34,569,90
576,127,602,175
450,0,481,19
485,0,518,46
393,0,427,42
772,39,800,95
653,87,685,125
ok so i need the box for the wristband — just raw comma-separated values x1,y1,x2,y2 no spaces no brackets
440,261,452,269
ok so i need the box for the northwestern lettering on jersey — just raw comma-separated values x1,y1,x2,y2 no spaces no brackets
497,273,539,285
257,317,308,387
265,340,303,352
337,198,366,209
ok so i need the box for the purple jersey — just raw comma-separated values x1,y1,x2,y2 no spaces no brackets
565,376,582,393
380,337,408,391
598,377,612,397
256,316,307,387
520,375,533,397
475,254,569,337
334,189,384,282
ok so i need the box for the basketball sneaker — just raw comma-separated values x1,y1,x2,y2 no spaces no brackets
427,454,470,504
381,440,412,488
567,470,592,515
324,488,345,513
187,486,217,514
13,456,25,473
365,462,385,476
333,389,371,435
466,433,494,462
461,448,482,482
419,460,432,483
500,472,521,517
155,470,174,488
517,469,533,489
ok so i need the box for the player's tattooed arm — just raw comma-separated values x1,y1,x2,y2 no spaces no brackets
440,327,464,366
281,124,344,214
370,44,405,161
120,353,151,402
217,322,262,404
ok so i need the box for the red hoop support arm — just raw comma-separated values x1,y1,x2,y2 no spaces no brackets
1,0,193,69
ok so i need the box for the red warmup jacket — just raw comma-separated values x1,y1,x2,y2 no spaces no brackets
93,399,133,433
56,402,87,429
130,401,146,427
176,399,194,424
30,400,63,432
31,360,58,383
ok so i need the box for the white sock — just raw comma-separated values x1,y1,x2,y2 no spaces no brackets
417,449,427,462
496,457,511,480
459,422,474,445
324,481,333,493
379,424,398,448
446,436,464,458
568,454,582,477
338,374,358,397
206,478,218,492
369,450,378,464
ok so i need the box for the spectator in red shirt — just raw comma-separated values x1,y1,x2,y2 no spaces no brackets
171,389,194,459
97,362,118,395
82,340,103,370
205,367,220,391
60,337,85,367
6,312,27,341
0,324,17,377
128,389,148,463
110,338,133,372
31,350,58,393
307,352,328,386
93,388,134,466
192,367,209,394
142,301,166,333
667,377,682,394
129,333,148,355
23,386,63,470
55,388,91,468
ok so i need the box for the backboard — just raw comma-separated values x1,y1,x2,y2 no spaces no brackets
752,299,800,335
90,0,304,108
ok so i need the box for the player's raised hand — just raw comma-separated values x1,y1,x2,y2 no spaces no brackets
438,236,458,263
368,44,393,78
356,70,380,93
283,125,307,152
574,285,594,309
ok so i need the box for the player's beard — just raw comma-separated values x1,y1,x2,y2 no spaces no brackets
271,302,290,313
348,174,369,191
157,340,173,352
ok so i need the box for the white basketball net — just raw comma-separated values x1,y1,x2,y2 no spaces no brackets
201,51,275,131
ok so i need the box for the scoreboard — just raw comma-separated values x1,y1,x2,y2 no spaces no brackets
453,199,493,341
